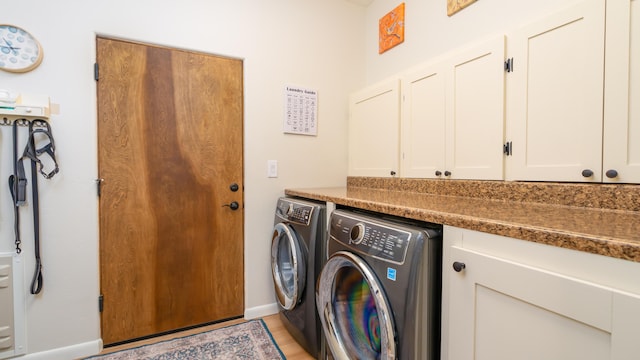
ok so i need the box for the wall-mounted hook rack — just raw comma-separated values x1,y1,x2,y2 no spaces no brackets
0,118,49,127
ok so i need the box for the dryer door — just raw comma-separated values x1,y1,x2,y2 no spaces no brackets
317,251,397,360
271,222,307,310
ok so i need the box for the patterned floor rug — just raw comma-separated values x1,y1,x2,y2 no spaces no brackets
84,319,285,360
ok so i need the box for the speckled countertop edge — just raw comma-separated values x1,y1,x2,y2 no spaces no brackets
285,186,640,263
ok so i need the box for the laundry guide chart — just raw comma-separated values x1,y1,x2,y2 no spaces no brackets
283,85,318,136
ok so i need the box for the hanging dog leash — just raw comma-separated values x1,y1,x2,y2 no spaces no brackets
8,121,24,254
8,119,60,295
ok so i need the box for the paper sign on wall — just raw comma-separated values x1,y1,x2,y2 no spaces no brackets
283,85,317,136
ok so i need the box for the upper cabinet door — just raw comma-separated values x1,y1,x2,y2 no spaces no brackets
348,78,401,177
401,60,447,178
506,0,605,182
400,36,504,180
445,35,506,180
603,0,640,183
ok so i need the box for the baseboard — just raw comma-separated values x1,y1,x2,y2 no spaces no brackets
245,303,279,319
19,339,102,360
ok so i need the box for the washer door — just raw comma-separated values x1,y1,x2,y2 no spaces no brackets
271,222,306,310
317,251,396,360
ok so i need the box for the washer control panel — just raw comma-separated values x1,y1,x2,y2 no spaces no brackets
332,213,412,264
276,200,314,226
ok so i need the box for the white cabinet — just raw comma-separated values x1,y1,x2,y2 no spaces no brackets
401,60,447,178
445,36,505,180
401,36,505,180
348,78,400,177
603,0,640,183
353,0,640,183
441,226,640,360
506,0,605,182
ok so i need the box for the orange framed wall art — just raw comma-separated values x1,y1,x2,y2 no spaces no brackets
379,3,405,54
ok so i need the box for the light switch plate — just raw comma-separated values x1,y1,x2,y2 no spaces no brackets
267,160,278,178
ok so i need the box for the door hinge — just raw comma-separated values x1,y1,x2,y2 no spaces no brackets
98,294,104,312
503,141,513,156
504,58,514,73
96,178,104,197
94,63,99,81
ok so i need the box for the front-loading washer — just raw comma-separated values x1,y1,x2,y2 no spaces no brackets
271,197,326,358
317,208,442,360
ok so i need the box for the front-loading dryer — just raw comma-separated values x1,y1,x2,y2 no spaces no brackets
271,197,326,358
317,209,442,360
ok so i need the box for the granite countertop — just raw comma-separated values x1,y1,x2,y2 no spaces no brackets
285,179,640,263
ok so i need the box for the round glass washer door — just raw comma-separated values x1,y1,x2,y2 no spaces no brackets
271,222,306,310
317,251,396,360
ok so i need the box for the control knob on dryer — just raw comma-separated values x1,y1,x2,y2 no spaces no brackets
350,223,366,244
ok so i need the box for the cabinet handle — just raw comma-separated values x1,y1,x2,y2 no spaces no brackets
453,261,466,272
581,169,594,178
605,169,618,179
435,170,442,176
444,171,452,177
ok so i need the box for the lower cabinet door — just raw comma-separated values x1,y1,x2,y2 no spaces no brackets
447,246,640,360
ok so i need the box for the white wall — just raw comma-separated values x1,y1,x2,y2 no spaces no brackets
364,0,582,83
0,0,365,358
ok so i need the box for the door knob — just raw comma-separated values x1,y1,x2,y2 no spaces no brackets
223,201,240,210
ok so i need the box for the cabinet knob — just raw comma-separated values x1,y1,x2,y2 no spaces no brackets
435,170,442,176
581,169,594,178
605,169,618,179
453,261,466,272
444,171,452,177
390,170,396,176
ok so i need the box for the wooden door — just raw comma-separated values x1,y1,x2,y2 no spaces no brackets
96,37,244,345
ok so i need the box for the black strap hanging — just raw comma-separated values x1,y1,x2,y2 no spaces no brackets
8,119,60,295
8,121,24,254
20,121,59,180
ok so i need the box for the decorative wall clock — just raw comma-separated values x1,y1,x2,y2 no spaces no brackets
0,24,44,73
379,3,405,54
447,0,477,16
